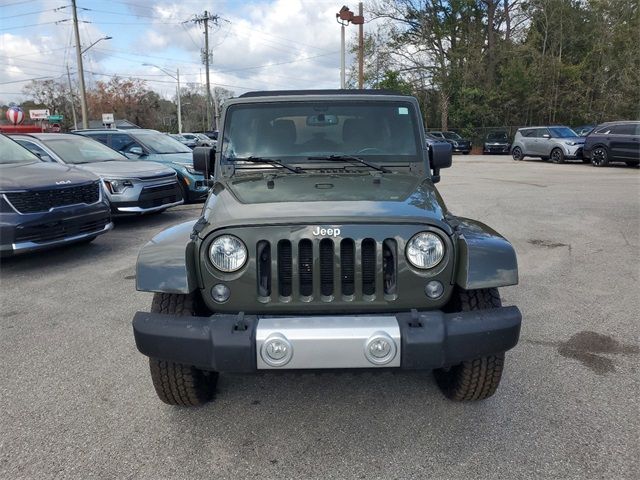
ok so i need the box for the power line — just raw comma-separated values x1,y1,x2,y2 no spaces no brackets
0,21,62,31
1,8,59,19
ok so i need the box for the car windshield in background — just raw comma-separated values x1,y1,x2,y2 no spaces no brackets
487,133,508,141
0,135,41,164
45,136,128,164
442,132,462,140
549,127,578,138
131,131,192,154
221,101,421,164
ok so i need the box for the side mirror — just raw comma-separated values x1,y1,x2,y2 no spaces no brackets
193,146,215,175
428,141,452,183
129,146,144,156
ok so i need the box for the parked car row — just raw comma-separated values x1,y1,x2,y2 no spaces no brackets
0,130,208,256
426,130,472,154
169,132,215,149
511,121,639,167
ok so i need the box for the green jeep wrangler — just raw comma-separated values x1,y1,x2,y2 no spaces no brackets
132,90,521,406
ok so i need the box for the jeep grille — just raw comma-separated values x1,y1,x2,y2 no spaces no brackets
256,237,398,302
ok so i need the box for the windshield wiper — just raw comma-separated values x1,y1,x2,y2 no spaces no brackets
234,156,301,174
307,155,389,173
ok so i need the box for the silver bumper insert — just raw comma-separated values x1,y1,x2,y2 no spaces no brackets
256,316,401,369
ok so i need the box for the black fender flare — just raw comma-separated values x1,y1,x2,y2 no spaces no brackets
136,220,198,294
453,217,519,290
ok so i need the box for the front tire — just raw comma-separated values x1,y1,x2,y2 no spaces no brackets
148,293,218,406
511,147,523,161
550,148,565,163
434,288,506,401
591,146,609,167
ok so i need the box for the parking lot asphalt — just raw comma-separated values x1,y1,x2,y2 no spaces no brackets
1,155,638,480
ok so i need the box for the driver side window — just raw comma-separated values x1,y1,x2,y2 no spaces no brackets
111,134,139,153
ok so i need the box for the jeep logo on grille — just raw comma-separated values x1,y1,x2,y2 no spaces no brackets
312,226,341,238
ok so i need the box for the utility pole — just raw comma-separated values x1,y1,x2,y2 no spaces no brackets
66,64,78,130
71,0,88,129
358,2,364,88
193,11,219,131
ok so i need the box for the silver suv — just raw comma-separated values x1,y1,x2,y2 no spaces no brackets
511,126,586,163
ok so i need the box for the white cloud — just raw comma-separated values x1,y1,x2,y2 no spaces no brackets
2,0,364,104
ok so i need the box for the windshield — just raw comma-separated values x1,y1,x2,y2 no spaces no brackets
0,135,41,164
548,127,578,138
442,132,462,140
221,101,421,166
130,131,192,154
487,132,508,141
44,136,128,164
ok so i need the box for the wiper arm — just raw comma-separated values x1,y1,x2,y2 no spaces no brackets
234,156,301,174
307,154,389,173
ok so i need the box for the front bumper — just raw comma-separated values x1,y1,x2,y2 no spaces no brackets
132,306,522,372
108,181,183,215
0,202,112,254
564,145,584,159
484,144,510,154
452,144,471,153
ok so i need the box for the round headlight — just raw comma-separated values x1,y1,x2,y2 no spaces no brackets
406,232,445,269
209,235,247,272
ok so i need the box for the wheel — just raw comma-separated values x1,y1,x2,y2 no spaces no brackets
148,293,218,406
511,147,523,161
550,148,565,163
591,146,609,167
434,288,506,401
582,158,590,163
462,151,469,155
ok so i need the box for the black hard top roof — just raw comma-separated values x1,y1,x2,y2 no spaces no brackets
239,89,405,98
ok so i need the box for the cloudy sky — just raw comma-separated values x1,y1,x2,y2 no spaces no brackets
1,0,372,104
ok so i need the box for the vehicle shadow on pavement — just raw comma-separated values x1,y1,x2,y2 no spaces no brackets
158,370,509,462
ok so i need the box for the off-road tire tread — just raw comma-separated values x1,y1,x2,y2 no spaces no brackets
148,292,217,406
435,288,506,401
149,358,217,406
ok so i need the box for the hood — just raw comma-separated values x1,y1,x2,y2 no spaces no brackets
561,136,585,144
149,152,193,165
0,161,98,192
78,160,174,179
202,172,450,230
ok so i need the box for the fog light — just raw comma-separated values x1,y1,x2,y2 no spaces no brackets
425,280,444,299
261,333,293,367
364,332,397,365
211,284,230,303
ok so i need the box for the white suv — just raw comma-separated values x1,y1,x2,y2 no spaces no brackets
511,126,586,163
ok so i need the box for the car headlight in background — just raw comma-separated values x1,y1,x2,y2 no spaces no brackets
209,235,247,272
103,179,133,194
406,232,445,269
564,141,579,146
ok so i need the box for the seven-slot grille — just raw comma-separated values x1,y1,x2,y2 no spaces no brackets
4,182,100,214
256,237,398,301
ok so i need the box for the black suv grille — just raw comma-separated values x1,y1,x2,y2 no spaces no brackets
256,237,398,301
5,182,100,214
14,215,110,244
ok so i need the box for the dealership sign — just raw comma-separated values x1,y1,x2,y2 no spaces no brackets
29,109,50,120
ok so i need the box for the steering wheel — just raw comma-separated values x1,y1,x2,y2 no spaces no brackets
356,147,384,154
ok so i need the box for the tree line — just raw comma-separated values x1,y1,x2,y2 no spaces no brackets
3,76,232,133
350,0,640,133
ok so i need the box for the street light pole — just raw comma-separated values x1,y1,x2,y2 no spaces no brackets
340,23,345,89
143,64,182,133
336,6,364,90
